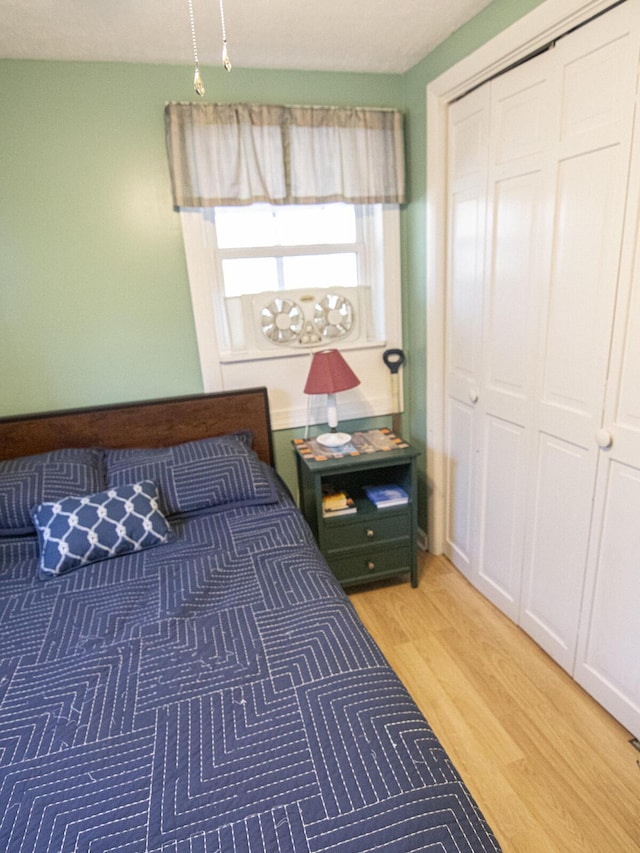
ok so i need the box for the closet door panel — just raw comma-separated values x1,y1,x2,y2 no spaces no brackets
540,147,628,437
444,89,489,578
541,0,640,439
471,56,554,611
450,96,489,181
447,191,485,402
577,123,640,737
560,7,637,148
607,171,640,460
523,147,624,655
476,416,526,617
475,165,548,610
521,434,593,671
445,399,476,573
520,3,639,670
493,72,550,166
445,191,485,575
577,460,640,737
484,172,545,422
445,190,485,575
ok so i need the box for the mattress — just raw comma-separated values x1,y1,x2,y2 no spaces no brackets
0,476,501,852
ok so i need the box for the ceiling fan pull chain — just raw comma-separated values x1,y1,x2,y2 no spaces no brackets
187,0,231,93
219,0,232,72
188,0,205,95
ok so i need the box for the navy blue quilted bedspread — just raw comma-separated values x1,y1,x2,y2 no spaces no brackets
0,480,501,852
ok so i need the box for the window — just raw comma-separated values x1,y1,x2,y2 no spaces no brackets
215,202,359,297
188,201,393,359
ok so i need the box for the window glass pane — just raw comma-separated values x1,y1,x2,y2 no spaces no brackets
221,257,278,297
274,204,356,245
215,203,357,248
216,206,277,249
282,254,358,290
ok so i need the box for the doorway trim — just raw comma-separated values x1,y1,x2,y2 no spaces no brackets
426,0,619,554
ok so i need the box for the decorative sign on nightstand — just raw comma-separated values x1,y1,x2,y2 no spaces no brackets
293,433,419,589
293,428,409,462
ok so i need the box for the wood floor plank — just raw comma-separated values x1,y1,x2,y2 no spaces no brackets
347,553,640,852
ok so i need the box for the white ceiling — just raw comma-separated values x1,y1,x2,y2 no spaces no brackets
0,0,494,74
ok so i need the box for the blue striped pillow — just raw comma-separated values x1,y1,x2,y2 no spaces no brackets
105,433,277,517
0,448,105,536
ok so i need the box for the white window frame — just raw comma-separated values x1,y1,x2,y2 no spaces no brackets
180,204,403,430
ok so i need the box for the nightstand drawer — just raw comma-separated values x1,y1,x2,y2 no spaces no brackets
328,545,412,586
323,512,410,551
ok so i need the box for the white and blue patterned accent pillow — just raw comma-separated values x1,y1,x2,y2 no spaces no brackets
31,480,171,578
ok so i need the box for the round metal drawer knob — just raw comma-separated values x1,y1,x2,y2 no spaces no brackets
366,528,375,538
367,561,376,571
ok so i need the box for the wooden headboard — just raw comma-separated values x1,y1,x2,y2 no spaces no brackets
0,388,274,466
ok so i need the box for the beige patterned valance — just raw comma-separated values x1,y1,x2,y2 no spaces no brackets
164,102,405,207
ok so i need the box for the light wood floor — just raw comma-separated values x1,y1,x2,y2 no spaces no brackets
347,552,640,852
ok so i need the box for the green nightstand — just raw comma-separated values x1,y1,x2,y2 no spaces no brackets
293,431,419,588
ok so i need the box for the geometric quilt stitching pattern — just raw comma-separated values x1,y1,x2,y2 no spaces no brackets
0,487,502,853
105,436,276,516
0,448,105,533
148,677,316,845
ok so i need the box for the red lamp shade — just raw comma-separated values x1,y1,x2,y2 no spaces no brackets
304,350,360,448
303,349,360,395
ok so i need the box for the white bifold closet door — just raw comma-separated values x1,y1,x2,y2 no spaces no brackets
575,89,640,736
444,0,640,736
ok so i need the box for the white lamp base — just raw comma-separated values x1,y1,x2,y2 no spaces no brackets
316,431,352,448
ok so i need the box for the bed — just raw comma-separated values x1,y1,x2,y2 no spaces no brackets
0,388,501,852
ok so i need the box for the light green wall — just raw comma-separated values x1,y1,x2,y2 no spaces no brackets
0,0,545,512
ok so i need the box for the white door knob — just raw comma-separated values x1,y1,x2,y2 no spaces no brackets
595,429,613,449
469,388,479,404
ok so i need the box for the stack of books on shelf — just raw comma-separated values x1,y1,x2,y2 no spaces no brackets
321,488,357,517
364,484,409,508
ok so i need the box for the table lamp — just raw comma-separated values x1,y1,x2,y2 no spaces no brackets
304,349,360,447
